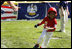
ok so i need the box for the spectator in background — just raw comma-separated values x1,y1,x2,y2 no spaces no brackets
58,1,70,32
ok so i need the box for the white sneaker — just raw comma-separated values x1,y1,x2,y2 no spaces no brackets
62,30,65,33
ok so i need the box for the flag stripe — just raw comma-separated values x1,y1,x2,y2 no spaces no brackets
1,6,12,9
1,16,16,19
4,11,14,13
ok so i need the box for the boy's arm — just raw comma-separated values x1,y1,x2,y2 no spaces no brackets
45,24,57,30
34,18,46,28
38,18,46,26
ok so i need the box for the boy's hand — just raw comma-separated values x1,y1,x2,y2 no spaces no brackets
34,24,39,28
45,27,55,30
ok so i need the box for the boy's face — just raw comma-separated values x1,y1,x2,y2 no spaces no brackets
48,11,56,19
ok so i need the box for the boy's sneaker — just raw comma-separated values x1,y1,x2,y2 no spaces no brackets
59,30,65,33
33,44,39,48
40,46,42,48
58,30,62,32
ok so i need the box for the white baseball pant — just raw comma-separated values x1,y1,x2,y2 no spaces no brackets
37,29,53,48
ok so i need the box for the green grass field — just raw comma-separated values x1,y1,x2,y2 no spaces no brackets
1,19,71,48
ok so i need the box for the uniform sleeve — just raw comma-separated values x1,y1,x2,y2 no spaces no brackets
53,24,57,30
54,19,57,30
38,17,46,26
54,19,57,24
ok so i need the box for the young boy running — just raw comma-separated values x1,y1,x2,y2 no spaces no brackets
33,7,57,48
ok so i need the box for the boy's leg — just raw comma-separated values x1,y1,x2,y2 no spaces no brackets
46,32,53,47
33,29,46,48
41,32,53,48
37,29,46,44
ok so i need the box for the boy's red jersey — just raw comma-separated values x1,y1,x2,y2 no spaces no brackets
38,16,57,32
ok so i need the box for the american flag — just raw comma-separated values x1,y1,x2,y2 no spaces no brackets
1,6,17,20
